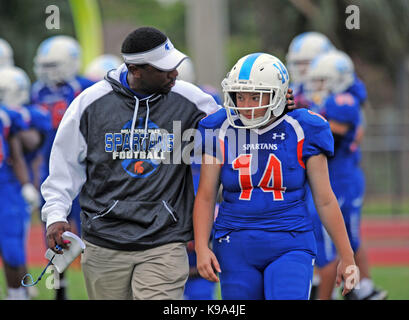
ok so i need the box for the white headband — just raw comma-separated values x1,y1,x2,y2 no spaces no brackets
121,39,187,71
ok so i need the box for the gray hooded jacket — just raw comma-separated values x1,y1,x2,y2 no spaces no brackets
41,64,219,251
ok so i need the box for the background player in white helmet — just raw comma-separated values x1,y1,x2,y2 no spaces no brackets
286,32,335,90
286,32,335,109
31,35,94,300
304,50,387,300
0,38,14,68
0,66,44,209
0,65,52,300
84,54,122,82
33,35,83,87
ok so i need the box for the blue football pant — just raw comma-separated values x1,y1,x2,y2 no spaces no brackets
213,229,316,300
0,182,30,267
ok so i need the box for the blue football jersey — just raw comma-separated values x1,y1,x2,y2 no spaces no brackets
347,74,367,105
31,76,94,130
321,92,361,182
347,75,367,167
0,105,29,183
0,119,4,169
198,108,334,237
23,104,52,165
31,76,94,179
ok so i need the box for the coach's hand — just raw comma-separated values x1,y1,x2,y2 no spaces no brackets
285,88,296,110
46,221,71,254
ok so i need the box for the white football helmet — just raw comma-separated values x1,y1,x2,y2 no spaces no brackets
177,58,196,84
0,66,30,107
304,50,355,105
286,32,334,85
0,38,14,67
34,35,82,86
222,53,290,129
84,54,122,81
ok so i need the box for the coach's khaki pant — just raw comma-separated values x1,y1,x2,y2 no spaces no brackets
81,240,189,300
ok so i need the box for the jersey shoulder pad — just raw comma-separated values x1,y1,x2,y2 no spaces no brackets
324,93,360,124
326,92,359,110
76,76,96,90
287,108,329,130
198,108,228,129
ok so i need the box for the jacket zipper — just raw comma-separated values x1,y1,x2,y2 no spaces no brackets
162,200,177,222
92,200,119,220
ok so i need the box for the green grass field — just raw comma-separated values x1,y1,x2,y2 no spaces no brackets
0,265,408,300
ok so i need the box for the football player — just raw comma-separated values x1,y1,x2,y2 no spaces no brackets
0,69,35,299
84,54,122,82
193,53,357,300
304,50,387,300
0,38,14,67
286,32,335,108
31,35,94,300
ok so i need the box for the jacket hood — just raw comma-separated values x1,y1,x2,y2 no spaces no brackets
104,63,161,104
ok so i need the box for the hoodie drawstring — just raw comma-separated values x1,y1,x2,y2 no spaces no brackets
130,96,140,152
129,95,154,152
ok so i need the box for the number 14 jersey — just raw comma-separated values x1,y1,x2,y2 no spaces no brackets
197,108,334,237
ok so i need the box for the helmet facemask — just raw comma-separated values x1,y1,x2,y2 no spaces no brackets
34,58,79,86
305,51,356,106
0,66,30,107
304,76,331,106
287,59,311,85
223,82,286,129
34,35,81,86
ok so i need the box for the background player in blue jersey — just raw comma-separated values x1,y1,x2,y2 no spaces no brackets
193,53,358,300
286,32,335,109
0,38,14,68
32,35,94,234
0,66,49,205
305,50,387,300
0,95,34,299
84,54,122,82
286,33,338,298
31,35,94,300
0,65,51,300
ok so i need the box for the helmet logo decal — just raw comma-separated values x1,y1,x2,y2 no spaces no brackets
273,61,289,84
238,53,262,80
